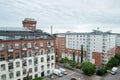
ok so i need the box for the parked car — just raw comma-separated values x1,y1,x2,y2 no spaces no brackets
53,69,63,77
70,78,77,80
111,67,118,75
59,68,68,75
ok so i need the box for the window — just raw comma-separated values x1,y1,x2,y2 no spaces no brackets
16,62,20,68
51,63,54,67
8,53,13,60
35,74,38,78
40,49,44,55
51,55,54,60
41,57,44,62
8,63,13,70
22,52,27,58
34,58,38,65
51,42,54,46
1,74,6,80
40,42,43,47
29,59,32,65
1,64,6,71
15,43,19,49
9,73,14,79
8,44,13,49
46,49,50,54
29,68,32,73
15,53,20,59
0,44,4,51
22,43,26,48
0,54,5,61
34,50,38,56
34,67,38,72
47,70,50,75
41,65,44,70
47,42,50,47
47,64,50,69
16,71,20,77
29,75,32,80
23,70,26,75
51,48,54,53
22,60,27,67
47,56,50,62
28,50,32,57
34,42,38,48
28,43,32,48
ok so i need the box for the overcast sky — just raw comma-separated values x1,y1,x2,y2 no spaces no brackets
0,0,120,33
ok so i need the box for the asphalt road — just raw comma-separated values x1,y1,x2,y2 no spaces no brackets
102,66,120,80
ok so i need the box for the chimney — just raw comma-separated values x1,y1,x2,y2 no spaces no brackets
51,25,53,36
22,18,37,30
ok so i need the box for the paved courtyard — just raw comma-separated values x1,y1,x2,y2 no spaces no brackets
44,65,102,80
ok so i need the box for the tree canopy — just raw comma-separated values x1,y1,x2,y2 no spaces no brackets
81,62,96,76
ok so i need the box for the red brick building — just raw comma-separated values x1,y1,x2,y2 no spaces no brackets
0,18,55,80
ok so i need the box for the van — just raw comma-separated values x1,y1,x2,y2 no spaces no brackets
53,69,63,77
59,68,68,75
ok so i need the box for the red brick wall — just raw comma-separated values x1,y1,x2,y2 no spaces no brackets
0,39,55,60
56,37,65,58
92,52,102,67
116,46,120,54
109,48,115,58
65,48,86,58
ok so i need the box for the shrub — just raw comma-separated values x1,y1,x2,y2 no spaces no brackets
96,67,107,76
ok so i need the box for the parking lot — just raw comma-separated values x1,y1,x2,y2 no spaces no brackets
102,66,120,80
44,65,102,80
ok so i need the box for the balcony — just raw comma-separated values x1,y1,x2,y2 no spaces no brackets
8,59,14,62
102,58,108,62
47,45,51,48
34,46,38,49
22,47,27,51
102,61,107,64
8,49,13,52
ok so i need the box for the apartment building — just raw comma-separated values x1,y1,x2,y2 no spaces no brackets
0,18,55,80
57,29,120,67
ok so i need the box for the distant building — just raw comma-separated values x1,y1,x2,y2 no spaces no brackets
0,18,55,80
56,29,120,66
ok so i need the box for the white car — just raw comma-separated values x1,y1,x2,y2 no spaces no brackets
59,68,68,75
111,67,118,75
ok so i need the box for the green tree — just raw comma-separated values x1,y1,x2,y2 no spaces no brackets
59,57,69,63
32,77,43,80
96,67,107,76
107,57,119,68
73,52,75,61
81,45,84,64
26,72,30,80
68,60,77,67
115,54,120,62
81,62,96,76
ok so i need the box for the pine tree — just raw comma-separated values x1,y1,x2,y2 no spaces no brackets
81,45,83,64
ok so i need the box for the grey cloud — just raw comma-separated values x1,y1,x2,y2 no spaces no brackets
0,0,120,33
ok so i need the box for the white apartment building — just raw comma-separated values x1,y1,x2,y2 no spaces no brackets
57,29,120,66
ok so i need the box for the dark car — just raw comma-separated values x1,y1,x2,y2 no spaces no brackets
70,78,77,80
